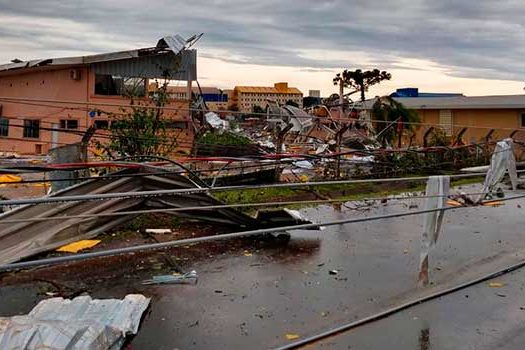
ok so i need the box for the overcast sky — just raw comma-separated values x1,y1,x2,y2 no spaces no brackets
0,0,524,96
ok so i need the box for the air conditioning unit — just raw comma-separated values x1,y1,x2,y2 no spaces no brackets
70,69,81,81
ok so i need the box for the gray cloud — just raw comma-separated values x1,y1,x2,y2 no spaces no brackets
0,0,524,82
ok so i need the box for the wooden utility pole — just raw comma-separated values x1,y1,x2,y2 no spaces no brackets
339,79,345,118
334,124,350,179
274,122,293,181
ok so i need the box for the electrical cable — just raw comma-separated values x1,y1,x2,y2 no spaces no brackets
0,171,492,206
0,191,491,224
1,95,525,132
2,192,524,272
275,254,525,349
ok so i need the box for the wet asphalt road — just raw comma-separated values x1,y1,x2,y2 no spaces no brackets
315,267,525,350
2,185,525,349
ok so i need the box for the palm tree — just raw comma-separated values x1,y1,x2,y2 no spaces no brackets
371,96,420,147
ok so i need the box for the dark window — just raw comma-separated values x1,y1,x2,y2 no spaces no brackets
95,74,119,95
0,118,9,137
59,119,78,129
521,113,525,128
166,121,187,129
94,120,109,129
95,74,145,97
23,120,39,138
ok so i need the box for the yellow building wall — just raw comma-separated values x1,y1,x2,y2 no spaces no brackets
413,108,525,145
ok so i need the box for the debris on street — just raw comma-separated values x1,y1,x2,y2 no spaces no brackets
142,270,198,285
0,294,150,350
56,240,102,253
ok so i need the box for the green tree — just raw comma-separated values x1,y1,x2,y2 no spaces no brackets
252,105,265,114
285,100,299,107
95,81,178,158
333,69,391,102
371,96,420,147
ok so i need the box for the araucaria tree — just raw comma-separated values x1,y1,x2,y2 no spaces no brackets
333,69,392,102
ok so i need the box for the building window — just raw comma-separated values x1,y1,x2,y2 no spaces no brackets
23,120,40,138
521,113,525,128
0,118,8,137
94,120,109,129
439,110,453,136
95,74,145,97
59,119,78,129
166,121,187,129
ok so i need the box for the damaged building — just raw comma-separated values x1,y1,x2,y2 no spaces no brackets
0,34,199,155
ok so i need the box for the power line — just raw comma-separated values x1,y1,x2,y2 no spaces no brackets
275,248,525,349
1,95,525,132
0,171,493,206
0,191,492,224
2,192,524,272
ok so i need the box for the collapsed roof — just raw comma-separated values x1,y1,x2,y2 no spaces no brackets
0,166,309,265
0,34,201,80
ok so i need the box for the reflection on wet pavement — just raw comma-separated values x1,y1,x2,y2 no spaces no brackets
419,328,430,350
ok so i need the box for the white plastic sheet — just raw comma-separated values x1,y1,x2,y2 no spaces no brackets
0,294,150,350
293,160,314,169
478,138,518,202
419,175,450,286
205,112,229,131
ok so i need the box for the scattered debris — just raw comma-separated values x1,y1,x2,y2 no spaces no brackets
142,270,198,285
419,175,449,287
144,228,173,234
482,201,505,207
56,239,101,253
478,138,518,202
488,282,504,288
0,294,150,350
205,112,229,131
446,199,463,207
0,174,22,183
0,167,314,264
285,333,300,340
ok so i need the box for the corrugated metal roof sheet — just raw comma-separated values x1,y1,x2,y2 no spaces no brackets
92,50,196,80
0,34,199,79
363,95,525,110
0,294,150,350
157,34,188,53
0,167,311,265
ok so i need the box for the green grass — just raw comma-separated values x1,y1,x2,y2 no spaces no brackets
213,176,485,211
